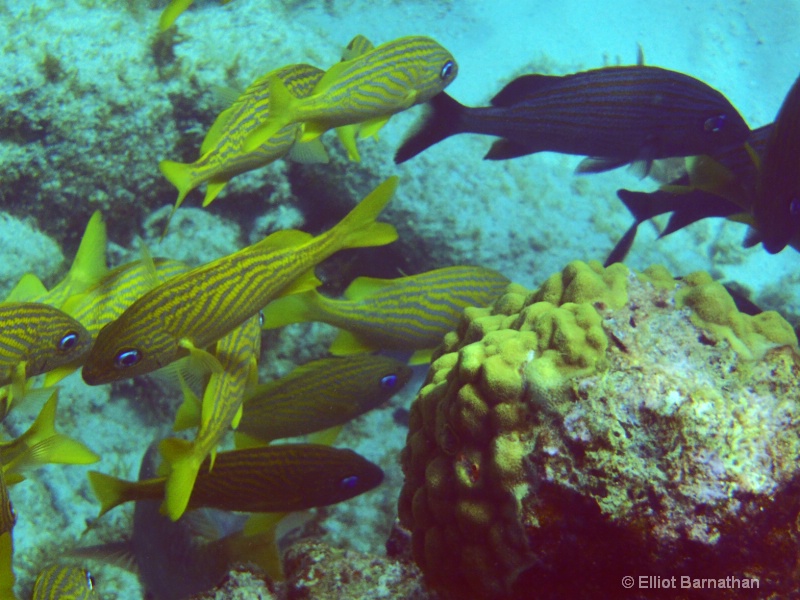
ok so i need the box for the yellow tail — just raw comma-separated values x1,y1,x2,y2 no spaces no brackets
330,176,399,250
88,471,129,518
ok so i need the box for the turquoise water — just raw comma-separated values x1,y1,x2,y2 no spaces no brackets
1,1,798,597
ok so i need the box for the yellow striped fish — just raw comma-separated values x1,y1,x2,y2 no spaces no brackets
81,177,398,385
4,211,107,308
160,313,262,521
236,355,411,446
0,389,99,475
88,444,383,517
62,257,190,339
0,469,16,600
262,265,509,363
32,565,96,599
159,63,326,220
0,302,92,404
244,36,458,152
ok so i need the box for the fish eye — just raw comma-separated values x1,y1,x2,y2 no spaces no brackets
380,374,398,390
703,114,727,133
114,349,142,369
57,331,79,352
85,570,95,590
339,475,359,490
440,60,455,80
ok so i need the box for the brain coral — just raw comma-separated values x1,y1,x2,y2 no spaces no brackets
399,260,800,600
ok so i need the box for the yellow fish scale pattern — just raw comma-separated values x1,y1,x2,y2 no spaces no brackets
238,355,411,443
82,177,397,385
0,302,91,385
64,258,190,338
264,265,509,350
32,565,95,600
161,313,262,520
245,36,457,150
171,63,325,205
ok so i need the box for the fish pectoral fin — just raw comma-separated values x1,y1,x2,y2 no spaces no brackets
179,339,224,374
288,138,330,164
329,330,375,356
575,156,631,173
230,404,244,430
9,362,27,409
484,139,537,161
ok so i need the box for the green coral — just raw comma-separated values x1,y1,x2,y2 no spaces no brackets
400,261,800,600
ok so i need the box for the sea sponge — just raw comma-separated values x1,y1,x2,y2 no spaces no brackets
399,261,800,600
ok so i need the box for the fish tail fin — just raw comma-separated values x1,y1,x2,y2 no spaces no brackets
394,92,465,164
328,177,399,251
159,437,202,521
7,390,99,473
88,470,131,518
261,290,322,329
616,189,665,223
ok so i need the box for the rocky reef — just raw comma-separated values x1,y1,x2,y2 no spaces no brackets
399,261,800,599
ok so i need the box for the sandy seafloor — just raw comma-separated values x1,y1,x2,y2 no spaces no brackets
1,0,799,597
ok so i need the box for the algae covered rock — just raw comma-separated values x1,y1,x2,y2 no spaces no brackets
399,261,800,600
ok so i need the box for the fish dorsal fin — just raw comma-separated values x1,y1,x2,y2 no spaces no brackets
201,104,237,155
255,229,313,252
636,43,645,66
342,276,393,301
341,35,374,61
313,61,352,95
4,274,47,303
490,74,562,107
138,239,161,291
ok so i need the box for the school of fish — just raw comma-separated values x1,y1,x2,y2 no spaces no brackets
1,6,798,598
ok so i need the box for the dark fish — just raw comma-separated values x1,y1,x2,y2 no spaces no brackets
73,442,275,599
605,125,774,265
395,65,750,173
89,444,383,517
754,72,800,253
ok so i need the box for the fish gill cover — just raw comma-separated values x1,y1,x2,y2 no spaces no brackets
0,1,798,599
